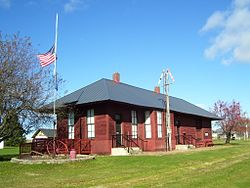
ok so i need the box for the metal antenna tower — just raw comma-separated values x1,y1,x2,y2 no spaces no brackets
158,69,174,151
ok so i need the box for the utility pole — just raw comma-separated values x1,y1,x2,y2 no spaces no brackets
246,124,248,140
159,69,174,151
165,71,172,151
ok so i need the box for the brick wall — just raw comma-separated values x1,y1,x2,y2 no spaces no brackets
56,102,213,154
173,112,212,143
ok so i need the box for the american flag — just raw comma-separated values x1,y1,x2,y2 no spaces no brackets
37,45,56,67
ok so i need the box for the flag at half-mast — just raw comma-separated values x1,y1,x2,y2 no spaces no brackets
37,45,56,67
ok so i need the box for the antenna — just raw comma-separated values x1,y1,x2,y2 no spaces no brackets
158,68,175,151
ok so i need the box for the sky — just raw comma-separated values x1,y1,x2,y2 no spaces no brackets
1,0,250,116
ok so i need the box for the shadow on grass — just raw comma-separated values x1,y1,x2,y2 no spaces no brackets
229,142,241,145
213,143,225,146
214,142,242,146
0,154,18,161
0,147,19,161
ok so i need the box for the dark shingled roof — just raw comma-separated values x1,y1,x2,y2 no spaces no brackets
56,78,219,120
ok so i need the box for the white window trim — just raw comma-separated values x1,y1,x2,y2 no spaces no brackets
131,110,138,139
145,111,151,139
132,124,137,139
157,111,163,138
87,109,95,138
68,111,74,139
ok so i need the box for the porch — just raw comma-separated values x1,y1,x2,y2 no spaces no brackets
111,134,146,155
175,134,214,148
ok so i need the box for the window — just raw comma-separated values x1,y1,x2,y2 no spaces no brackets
204,132,209,137
87,109,95,138
115,114,121,121
175,119,180,126
131,110,138,138
145,111,151,138
68,111,74,139
157,111,162,138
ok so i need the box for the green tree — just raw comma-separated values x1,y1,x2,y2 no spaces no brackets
4,114,26,146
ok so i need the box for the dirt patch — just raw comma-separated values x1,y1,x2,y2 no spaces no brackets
138,145,229,156
11,154,96,164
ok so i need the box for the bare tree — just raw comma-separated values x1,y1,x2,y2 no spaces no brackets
0,33,55,142
212,100,245,144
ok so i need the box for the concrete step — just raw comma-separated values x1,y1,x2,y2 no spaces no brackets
111,147,142,156
128,147,142,155
111,148,130,156
175,144,195,150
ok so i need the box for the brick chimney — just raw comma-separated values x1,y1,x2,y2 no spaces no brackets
154,86,160,93
113,72,120,83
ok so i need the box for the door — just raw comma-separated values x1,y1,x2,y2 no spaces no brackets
115,114,122,147
175,119,181,144
177,126,181,144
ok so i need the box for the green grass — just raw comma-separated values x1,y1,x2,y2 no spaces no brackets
0,146,19,161
1,141,250,187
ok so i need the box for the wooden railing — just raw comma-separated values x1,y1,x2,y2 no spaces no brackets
63,139,91,154
19,138,91,156
19,142,32,155
127,135,148,151
112,134,125,148
32,139,49,153
177,135,197,146
175,135,213,148
112,134,147,152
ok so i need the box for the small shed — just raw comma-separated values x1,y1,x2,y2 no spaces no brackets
32,129,56,139
0,140,4,149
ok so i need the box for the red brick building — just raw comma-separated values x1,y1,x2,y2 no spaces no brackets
56,73,219,155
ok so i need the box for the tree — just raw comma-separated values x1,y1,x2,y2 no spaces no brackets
0,32,55,142
4,114,26,146
212,100,245,144
234,116,250,138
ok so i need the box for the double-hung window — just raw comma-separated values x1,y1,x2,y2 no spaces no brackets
157,111,162,138
68,111,74,139
131,110,138,138
87,109,95,138
145,111,151,138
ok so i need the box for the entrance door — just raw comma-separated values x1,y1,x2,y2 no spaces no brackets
115,114,122,147
175,119,181,144
177,126,181,144
116,122,122,146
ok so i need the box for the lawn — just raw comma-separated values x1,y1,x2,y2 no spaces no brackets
1,141,250,188
0,146,19,161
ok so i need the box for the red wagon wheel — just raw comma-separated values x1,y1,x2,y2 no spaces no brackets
46,140,69,156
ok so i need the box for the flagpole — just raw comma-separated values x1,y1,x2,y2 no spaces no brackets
53,13,59,157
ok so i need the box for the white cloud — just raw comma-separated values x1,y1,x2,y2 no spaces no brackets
64,0,88,13
234,0,250,8
201,0,250,64
0,0,11,9
200,11,227,32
